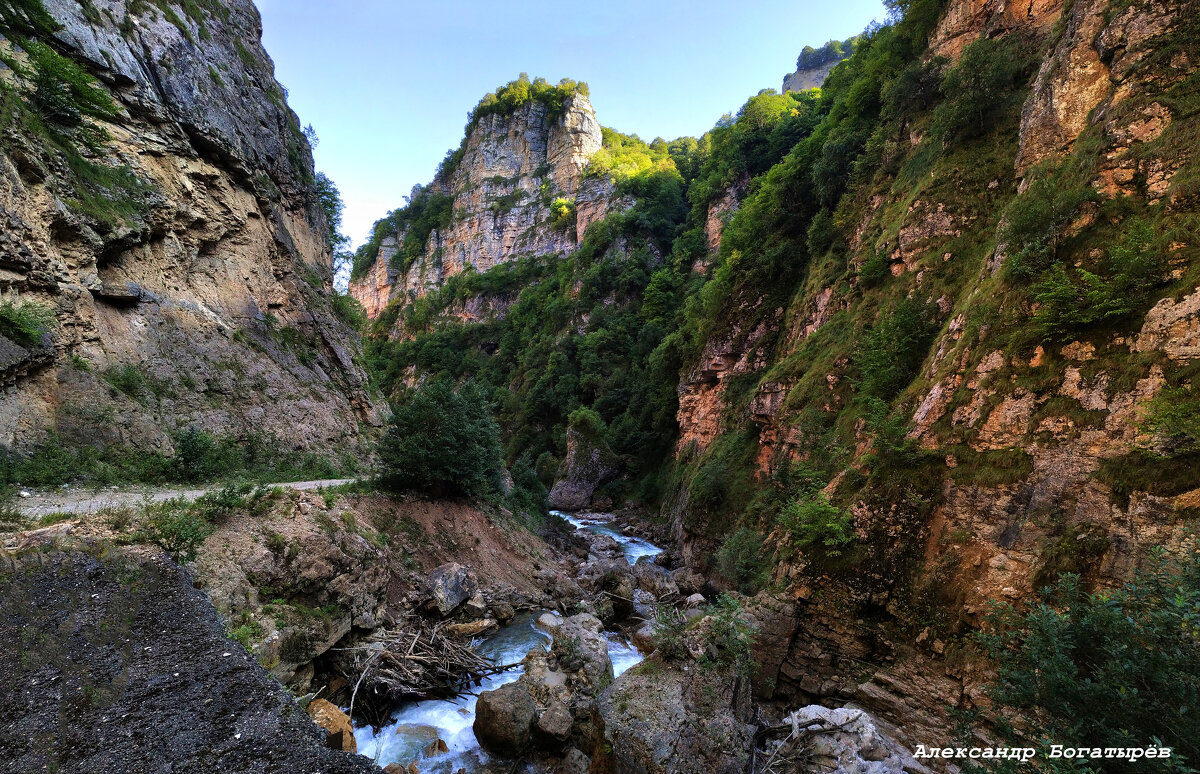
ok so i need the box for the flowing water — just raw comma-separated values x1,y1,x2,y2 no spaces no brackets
352,513,661,772
551,511,663,565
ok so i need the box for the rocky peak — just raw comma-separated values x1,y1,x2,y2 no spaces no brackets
349,87,618,320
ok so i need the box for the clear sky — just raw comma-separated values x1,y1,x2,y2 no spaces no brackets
256,0,887,249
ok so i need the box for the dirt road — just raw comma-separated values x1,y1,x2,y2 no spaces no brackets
17,479,355,519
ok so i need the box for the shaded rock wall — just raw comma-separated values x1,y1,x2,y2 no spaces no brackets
0,0,379,455
0,544,377,772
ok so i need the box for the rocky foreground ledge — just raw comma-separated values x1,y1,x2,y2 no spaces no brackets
0,541,376,773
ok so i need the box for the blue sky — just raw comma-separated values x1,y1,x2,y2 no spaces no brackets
256,0,887,249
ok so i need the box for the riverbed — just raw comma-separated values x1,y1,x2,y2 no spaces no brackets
352,512,661,771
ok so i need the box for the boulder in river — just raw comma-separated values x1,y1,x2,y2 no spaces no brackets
553,613,614,690
595,658,754,774
473,681,537,756
536,699,574,744
425,562,478,616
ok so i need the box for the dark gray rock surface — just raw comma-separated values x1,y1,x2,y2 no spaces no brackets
0,545,378,773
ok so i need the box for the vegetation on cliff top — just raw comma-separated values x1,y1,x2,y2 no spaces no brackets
795,36,858,71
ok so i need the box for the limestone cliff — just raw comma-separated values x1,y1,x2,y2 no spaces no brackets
0,0,379,459
349,90,619,321
781,38,856,93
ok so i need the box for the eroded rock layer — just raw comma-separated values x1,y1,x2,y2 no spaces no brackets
0,0,378,456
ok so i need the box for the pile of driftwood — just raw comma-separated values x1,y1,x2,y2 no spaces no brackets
751,713,853,774
335,616,512,726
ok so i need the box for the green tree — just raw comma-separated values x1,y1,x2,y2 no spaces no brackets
313,171,349,252
376,377,504,499
980,548,1200,772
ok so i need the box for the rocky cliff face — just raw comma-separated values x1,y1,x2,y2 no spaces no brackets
0,0,378,458
674,0,1200,746
782,59,843,93
349,94,616,319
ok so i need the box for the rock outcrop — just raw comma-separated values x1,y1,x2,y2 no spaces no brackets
0,0,380,457
349,91,619,320
548,425,621,511
673,0,1200,753
594,660,754,774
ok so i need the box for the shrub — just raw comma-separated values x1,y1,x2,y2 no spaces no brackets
146,499,213,563
567,406,606,439
1000,175,1099,282
102,363,148,398
550,197,575,230
228,614,265,650
1030,219,1166,340
716,527,770,593
806,209,837,257
330,292,367,330
191,481,252,521
313,171,349,252
468,74,588,130
979,548,1200,772
703,594,758,674
855,298,937,400
1143,384,1200,454
930,36,1029,140
172,427,225,482
778,493,855,556
376,377,504,499
0,299,55,345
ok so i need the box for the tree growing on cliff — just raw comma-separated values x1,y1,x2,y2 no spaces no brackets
978,547,1200,772
376,377,504,500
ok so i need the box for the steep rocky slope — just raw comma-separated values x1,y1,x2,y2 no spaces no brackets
0,0,379,464
670,0,1200,746
0,540,378,773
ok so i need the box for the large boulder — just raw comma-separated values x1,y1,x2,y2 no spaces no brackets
425,562,478,616
775,706,934,774
307,699,357,753
553,613,614,690
634,559,679,599
596,660,753,774
473,681,537,757
548,426,620,511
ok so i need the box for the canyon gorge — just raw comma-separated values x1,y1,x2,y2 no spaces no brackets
1,0,1199,771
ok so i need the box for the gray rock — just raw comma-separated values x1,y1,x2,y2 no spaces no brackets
425,562,478,616
775,706,934,774
633,588,657,620
554,613,613,690
547,427,621,511
559,747,592,774
597,660,753,774
473,681,537,757
536,700,574,743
